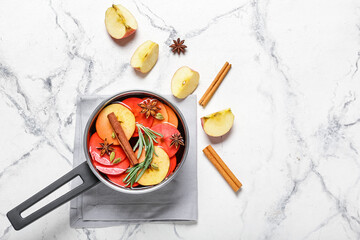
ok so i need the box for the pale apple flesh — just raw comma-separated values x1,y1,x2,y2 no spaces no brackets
137,146,170,186
95,104,136,144
130,40,159,73
105,4,137,39
201,108,234,137
171,66,200,99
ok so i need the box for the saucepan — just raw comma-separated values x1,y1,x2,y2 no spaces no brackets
7,90,189,230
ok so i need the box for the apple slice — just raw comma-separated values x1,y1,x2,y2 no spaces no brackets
137,146,170,186
151,123,182,158
121,98,154,137
171,66,200,99
107,172,139,188
131,40,159,73
92,158,130,175
89,133,126,166
164,104,178,128
105,4,137,39
166,156,177,178
96,103,135,144
201,108,234,137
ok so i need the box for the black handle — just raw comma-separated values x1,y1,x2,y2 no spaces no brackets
7,161,99,230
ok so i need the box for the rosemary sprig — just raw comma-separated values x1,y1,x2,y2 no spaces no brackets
123,123,163,187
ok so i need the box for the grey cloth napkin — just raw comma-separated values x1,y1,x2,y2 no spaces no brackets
69,94,198,228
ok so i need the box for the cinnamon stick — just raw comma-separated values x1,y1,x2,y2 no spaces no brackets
199,62,231,107
107,112,138,166
201,64,231,107
207,145,242,188
203,145,242,192
198,62,229,105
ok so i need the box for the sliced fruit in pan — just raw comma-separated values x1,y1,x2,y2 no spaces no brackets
121,97,154,137
151,123,182,158
164,104,178,128
149,100,168,127
107,172,139,187
151,123,183,158
92,158,130,175
166,156,177,178
96,103,135,144
89,133,126,166
137,146,170,186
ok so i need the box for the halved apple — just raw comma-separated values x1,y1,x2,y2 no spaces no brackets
171,66,199,99
201,108,234,137
105,4,137,39
136,146,170,186
130,40,159,73
96,104,136,144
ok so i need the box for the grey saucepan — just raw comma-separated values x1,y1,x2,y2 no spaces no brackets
7,90,189,230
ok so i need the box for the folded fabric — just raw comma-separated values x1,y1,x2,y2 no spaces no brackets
69,94,198,228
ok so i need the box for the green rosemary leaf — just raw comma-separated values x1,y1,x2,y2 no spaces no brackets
138,130,144,159
133,139,139,151
123,123,165,186
135,167,146,182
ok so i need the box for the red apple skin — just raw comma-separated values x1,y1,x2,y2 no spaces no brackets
118,28,136,39
200,117,205,129
107,27,136,40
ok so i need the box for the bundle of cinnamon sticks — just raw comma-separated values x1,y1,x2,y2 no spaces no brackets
203,145,242,192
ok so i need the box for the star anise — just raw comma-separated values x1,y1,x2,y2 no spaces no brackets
170,38,187,55
96,138,114,156
138,99,161,118
169,133,184,148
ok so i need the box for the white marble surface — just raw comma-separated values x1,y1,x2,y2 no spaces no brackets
1,0,360,239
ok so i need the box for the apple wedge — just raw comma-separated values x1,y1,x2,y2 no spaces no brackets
136,146,170,186
130,40,159,73
201,108,234,137
171,66,199,99
105,4,137,39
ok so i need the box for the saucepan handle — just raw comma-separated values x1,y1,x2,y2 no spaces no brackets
7,161,99,230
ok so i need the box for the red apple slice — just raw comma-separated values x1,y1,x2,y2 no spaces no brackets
105,4,137,40
107,172,139,187
121,98,154,137
166,156,177,178
92,158,130,175
89,133,126,166
171,66,200,99
151,123,182,158
131,41,159,73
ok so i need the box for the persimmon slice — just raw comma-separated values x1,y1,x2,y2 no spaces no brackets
164,104,178,128
151,123,182,158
